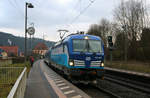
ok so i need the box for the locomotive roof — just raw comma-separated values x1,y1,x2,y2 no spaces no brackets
63,34,101,42
53,34,102,47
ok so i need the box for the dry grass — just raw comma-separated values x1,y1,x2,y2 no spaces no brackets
0,84,13,98
0,62,30,98
105,61,150,74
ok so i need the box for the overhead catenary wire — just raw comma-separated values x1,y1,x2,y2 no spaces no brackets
14,0,25,16
62,0,82,29
7,0,36,25
62,0,96,37
7,0,24,17
73,0,82,13
29,0,40,7
70,0,96,25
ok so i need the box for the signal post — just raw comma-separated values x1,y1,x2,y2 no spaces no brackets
108,36,113,65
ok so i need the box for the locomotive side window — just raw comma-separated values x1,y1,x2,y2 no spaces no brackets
64,45,68,54
63,44,64,53
51,44,64,55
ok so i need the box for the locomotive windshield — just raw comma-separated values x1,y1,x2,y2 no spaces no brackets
73,39,102,53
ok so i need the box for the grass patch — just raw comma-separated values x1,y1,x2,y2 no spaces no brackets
0,84,13,98
0,62,31,98
8,62,31,76
105,61,150,74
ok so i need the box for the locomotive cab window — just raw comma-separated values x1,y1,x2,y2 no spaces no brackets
73,39,87,52
73,39,102,53
88,40,102,53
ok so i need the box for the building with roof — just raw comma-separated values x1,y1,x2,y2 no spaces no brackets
0,46,18,57
32,43,48,55
0,48,4,56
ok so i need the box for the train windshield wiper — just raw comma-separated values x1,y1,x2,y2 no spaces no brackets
87,40,96,53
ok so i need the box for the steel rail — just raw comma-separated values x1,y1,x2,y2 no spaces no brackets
105,75,150,96
93,84,122,98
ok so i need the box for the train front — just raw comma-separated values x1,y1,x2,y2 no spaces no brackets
67,34,105,82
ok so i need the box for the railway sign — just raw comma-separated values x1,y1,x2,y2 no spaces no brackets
27,27,35,35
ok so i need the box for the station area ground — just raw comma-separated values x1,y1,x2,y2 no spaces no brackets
24,60,57,98
24,60,90,98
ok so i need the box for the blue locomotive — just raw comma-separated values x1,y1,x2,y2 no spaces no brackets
45,33,105,83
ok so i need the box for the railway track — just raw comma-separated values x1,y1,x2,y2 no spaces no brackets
46,62,121,98
45,62,150,98
105,74,150,96
75,83,121,98
105,68,150,96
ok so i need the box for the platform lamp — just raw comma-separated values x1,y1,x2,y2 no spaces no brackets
24,2,34,63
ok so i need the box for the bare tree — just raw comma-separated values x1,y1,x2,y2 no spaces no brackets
113,0,149,60
99,18,111,45
87,24,100,36
88,18,111,46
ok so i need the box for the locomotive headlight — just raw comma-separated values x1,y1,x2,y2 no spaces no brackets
84,36,88,39
69,59,74,66
69,62,74,66
101,63,104,67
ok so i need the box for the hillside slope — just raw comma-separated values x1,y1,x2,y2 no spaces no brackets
0,32,55,52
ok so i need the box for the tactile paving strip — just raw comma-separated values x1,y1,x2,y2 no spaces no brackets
40,60,91,98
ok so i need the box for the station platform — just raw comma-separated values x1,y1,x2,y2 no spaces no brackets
24,60,91,98
105,67,150,77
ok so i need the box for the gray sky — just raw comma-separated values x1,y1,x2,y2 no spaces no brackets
0,0,122,41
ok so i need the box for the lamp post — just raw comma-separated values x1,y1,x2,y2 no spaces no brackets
24,2,34,63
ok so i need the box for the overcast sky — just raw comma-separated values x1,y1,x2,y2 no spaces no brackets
0,0,134,41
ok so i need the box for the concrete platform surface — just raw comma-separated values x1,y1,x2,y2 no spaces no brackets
24,60,58,98
24,60,91,98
